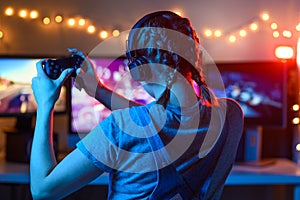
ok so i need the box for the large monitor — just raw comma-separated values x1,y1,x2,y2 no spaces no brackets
69,59,287,162
69,57,154,135
211,61,287,128
70,60,287,131
0,57,68,130
210,61,287,164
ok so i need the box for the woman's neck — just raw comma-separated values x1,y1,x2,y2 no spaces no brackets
168,80,199,107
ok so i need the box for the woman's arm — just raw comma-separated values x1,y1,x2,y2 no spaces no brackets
81,76,143,110
30,61,103,199
68,48,143,110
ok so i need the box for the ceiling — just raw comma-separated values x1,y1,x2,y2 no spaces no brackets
0,0,299,61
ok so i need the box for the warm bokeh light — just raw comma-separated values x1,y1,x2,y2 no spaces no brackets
273,31,280,38
78,18,86,26
214,30,222,37
55,15,63,23
2,7,297,47
68,18,76,26
228,35,236,43
87,25,96,33
296,23,300,32
173,10,183,17
250,23,258,31
239,29,247,37
270,22,278,30
203,29,213,37
19,9,28,18
112,29,120,37
42,17,51,25
282,30,292,38
5,7,14,16
99,30,108,39
275,46,294,59
261,12,270,21
293,104,300,111
296,144,300,152
0,31,3,39
29,10,39,19
293,117,300,125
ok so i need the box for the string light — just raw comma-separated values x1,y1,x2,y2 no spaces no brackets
0,31,3,39
1,8,299,47
30,10,39,19
239,29,247,37
42,17,51,25
261,12,270,21
112,29,120,37
270,22,278,30
293,104,300,111
214,30,222,37
67,18,76,26
78,18,86,26
228,35,237,43
55,15,63,23
4,7,14,16
203,29,213,38
296,144,300,152
296,23,300,32
282,30,292,38
250,23,258,31
202,11,273,42
87,25,96,34
99,30,108,39
273,31,280,38
293,117,300,125
173,10,183,17
19,9,28,19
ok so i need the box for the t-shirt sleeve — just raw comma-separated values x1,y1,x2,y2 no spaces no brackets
76,113,119,173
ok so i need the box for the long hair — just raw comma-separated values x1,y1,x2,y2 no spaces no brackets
127,11,217,107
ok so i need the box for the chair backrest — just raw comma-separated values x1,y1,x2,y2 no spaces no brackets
203,99,244,199
168,98,244,199
135,98,244,199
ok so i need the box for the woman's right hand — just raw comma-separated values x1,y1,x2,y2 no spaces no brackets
68,48,102,98
32,59,73,112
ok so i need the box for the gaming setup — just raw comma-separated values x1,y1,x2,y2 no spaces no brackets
0,55,287,165
0,57,69,162
210,62,287,165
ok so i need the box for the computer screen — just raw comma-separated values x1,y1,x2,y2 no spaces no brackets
70,57,154,134
211,61,287,128
0,57,68,129
70,60,287,135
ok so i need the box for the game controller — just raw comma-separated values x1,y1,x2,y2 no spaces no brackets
42,54,84,79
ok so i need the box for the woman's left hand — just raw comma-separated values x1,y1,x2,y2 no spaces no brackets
31,59,73,111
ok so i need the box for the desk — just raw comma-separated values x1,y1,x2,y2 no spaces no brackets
226,159,300,200
0,158,29,184
1,158,300,199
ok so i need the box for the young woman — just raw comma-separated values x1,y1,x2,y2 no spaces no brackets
30,11,243,200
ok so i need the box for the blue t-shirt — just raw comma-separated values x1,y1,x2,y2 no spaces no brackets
76,99,242,199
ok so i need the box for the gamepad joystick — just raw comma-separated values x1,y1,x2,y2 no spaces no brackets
42,55,84,79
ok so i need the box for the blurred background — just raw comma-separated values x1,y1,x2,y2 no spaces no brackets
1,1,300,199
0,0,299,61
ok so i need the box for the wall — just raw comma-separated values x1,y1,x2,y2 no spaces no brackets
0,0,299,153
0,0,299,61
